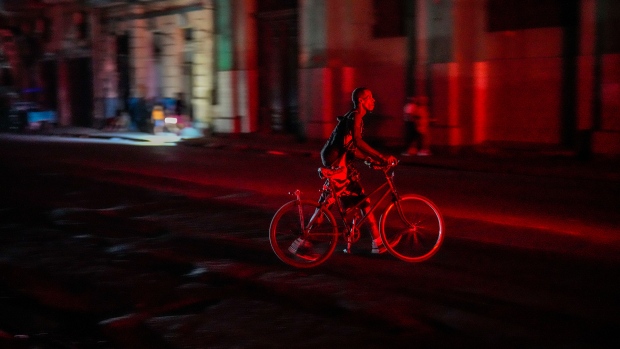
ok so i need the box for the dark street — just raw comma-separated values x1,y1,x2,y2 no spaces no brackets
0,135,618,348
2,0,620,347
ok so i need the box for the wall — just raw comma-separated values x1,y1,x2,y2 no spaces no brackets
594,53,620,154
298,0,407,143
94,1,213,128
422,0,566,148
214,0,257,133
485,28,563,144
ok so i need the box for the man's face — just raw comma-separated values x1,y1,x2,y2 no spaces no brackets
359,90,375,112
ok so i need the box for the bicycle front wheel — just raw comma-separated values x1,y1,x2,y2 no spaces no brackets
269,200,338,268
380,194,444,262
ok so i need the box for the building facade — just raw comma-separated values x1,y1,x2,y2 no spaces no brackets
1,0,619,155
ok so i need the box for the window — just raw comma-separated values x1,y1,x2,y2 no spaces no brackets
373,0,406,38
487,0,562,32
184,28,193,42
257,0,297,12
603,0,620,53
72,11,89,40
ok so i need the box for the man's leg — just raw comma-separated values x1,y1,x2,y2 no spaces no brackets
361,203,386,254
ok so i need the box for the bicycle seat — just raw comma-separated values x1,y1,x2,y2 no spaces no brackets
318,166,345,179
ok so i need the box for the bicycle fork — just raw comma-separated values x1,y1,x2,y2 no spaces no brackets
292,189,323,238
293,190,306,234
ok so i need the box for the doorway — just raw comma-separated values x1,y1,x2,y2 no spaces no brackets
257,5,299,135
67,57,93,127
116,33,130,111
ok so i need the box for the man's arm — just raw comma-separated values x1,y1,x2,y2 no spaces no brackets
351,112,386,163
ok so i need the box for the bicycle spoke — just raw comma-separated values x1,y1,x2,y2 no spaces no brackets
381,195,444,262
270,200,338,268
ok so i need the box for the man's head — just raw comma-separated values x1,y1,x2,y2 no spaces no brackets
352,87,375,112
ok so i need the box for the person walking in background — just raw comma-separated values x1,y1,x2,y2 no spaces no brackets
130,85,150,132
174,92,186,117
402,96,432,156
415,96,432,156
151,102,165,134
402,97,418,156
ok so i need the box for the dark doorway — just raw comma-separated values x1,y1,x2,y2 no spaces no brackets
257,5,299,135
116,33,131,111
559,0,579,149
40,60,58,111
67,57,93,127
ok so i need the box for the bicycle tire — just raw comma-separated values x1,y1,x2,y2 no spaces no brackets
269,199,338,268
380,194,444,262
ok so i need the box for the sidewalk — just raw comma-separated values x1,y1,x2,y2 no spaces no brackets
39,126,620,182
181,131,620,183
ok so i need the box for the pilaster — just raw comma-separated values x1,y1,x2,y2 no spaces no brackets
298,0,355,139
214,0,258,133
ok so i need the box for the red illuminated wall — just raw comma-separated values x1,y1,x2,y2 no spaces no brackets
484,29,563,144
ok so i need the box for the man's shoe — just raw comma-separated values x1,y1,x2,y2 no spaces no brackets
371,239,387,254
288,238,319,261
288,237,308,253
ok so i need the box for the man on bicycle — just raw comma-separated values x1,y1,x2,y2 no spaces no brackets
319,87,397,254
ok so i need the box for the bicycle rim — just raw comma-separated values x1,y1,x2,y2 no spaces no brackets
269,200,338,268
380,195,444,262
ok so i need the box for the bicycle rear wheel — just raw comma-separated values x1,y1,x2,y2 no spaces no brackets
269,200,338,268
380,194,444,262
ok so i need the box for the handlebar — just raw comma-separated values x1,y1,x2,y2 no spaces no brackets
364,158,399,172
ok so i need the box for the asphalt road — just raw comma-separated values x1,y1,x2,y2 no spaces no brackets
0,136,618,348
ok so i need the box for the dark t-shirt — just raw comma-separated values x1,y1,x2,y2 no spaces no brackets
320,112,354,167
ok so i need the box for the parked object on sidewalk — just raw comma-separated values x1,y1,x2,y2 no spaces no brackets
163,114,191,135
5,98,55,132
26,110,57,131
104,110,129,131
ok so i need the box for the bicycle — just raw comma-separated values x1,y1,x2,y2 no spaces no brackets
269,160,444,268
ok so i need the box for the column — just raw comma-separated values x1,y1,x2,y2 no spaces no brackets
130,6,149,99
426,0,485,148
298,0,355,139
57,58,71,126
576,0,597,156
214,0,258,133
188,7,215,130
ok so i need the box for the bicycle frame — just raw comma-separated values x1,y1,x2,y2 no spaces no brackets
292,164,407,244
324,167,401,236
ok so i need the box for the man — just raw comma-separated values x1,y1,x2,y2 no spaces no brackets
321,87,397,253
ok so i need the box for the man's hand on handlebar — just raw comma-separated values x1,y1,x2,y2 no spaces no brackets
365,155,398,170
384,155,398,166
